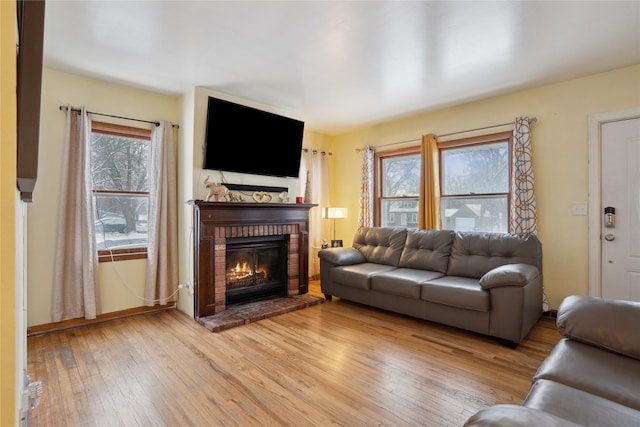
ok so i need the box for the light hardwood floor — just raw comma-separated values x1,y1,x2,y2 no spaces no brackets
27,281,560,426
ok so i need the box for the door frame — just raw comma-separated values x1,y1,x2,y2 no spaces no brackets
588,107,640,297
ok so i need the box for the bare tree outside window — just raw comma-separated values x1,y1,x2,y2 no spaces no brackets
383,153,421,197
377,150,420,228
441,136,511,232
90,123,151,259
442,142,508,194
374,132,511,231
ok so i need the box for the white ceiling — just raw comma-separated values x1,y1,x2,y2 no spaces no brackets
43,1,640,134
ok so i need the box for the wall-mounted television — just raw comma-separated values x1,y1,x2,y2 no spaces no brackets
202,96,305,178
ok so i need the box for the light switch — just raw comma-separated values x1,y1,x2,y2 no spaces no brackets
572,203,587,216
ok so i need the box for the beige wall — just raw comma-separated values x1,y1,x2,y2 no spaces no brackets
174,87,331,315
1,1,18,422
191,87,309,200
28,64,640,323
28,68,180,326
176,88,196,316
29,71,331,325
330,64,640,310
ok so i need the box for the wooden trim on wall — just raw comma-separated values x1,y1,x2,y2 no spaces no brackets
16,0,46,202
436,130,513,149
27,304,175,337
98,247,148,263
91,121,152,139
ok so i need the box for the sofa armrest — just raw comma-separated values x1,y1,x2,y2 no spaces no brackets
318,247,366,266
464,404,582,427
557,295,640,360
479,263,539,289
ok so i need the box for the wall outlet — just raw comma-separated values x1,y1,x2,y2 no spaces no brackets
179,283,194,296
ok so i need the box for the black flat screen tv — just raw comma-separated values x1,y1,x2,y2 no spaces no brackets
202,96,305,178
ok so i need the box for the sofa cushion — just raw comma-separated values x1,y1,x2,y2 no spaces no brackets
464,404,583,427
317,247,366,266
352,227,407,266
479,263,540,289
557,295,640,361
398,229,455,273
330,263,398,290
447,232,542,279
524,379,640,427
371,268,445,299
534,338,640,411
420,276,489,312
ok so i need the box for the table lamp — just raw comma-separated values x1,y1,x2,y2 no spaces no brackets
323,207,348,247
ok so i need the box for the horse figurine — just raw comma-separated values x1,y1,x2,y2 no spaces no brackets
204,176,229,202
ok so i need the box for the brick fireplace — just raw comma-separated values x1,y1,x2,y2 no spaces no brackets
191,200,315,319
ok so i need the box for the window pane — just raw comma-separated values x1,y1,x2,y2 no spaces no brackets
442,142,508,195
91,133,150,192
381,199,419,228
441,196,508,232
94,194,148,250
382,154,420,197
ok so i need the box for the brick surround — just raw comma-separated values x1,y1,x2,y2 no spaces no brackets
191,201,314,319
213,224,299,312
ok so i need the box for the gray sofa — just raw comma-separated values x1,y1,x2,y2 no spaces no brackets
465,295,640,426
318,227,543,346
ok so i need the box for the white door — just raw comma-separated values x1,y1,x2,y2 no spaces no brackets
601,117,640,301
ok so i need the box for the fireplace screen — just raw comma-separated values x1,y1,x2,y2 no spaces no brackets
225,236,287,305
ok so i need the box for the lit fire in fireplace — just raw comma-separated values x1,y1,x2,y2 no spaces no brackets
226,259,268,288
229,261,252,281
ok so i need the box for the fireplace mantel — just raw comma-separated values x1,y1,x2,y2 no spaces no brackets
190,200,316,319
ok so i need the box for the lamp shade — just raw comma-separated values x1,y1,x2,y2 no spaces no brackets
323,207,348,219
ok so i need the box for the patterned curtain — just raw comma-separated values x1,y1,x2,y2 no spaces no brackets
510,117,548,311
358,145,375,228
418,133,441,230
509,117,537,235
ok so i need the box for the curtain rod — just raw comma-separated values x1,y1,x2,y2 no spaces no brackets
437,117,536,138
302,147,332,156
357,117,537,151
59,105,179,129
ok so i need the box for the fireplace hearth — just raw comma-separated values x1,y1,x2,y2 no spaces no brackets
191,200,315,319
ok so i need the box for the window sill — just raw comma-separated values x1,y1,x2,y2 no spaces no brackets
98,248,147,263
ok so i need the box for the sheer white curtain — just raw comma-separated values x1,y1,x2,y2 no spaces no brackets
52,107,100,321
358,145,375,228
144,121,179,305
300,149,330,278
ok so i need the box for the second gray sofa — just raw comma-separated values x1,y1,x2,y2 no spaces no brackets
318,227,543,346
465,295,640,426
